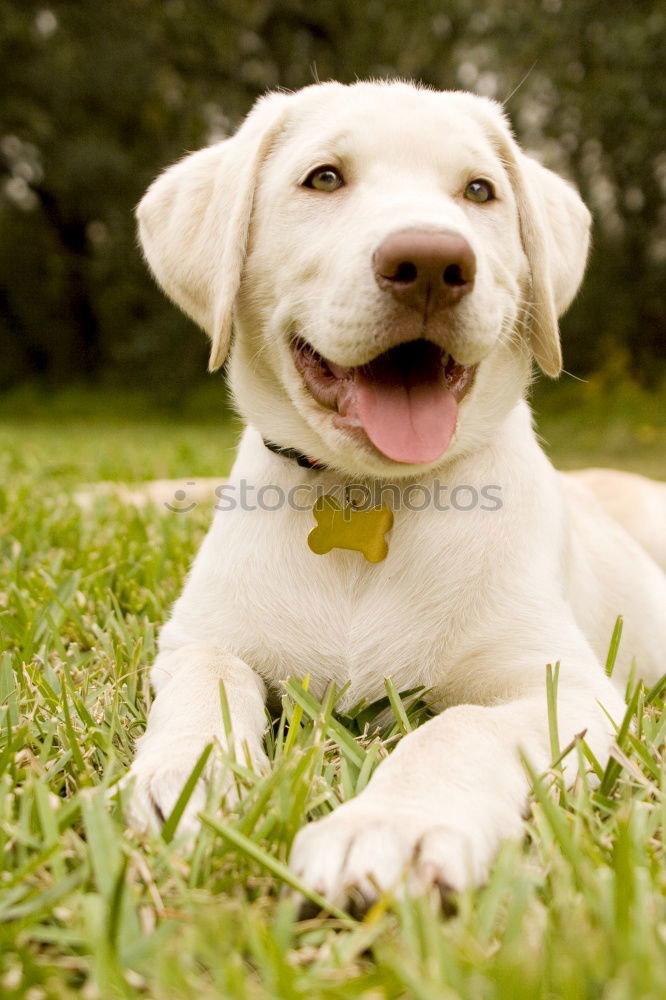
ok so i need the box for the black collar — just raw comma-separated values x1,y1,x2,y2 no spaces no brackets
263,439,327,471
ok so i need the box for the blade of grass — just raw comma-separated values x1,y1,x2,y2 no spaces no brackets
598,681,643,798
161,742,213,844
384,676,413,735
605,616,623,677
61,684,88,780
283,674,309,755
200,813,354,924
546,662,561,765
284,679,365,767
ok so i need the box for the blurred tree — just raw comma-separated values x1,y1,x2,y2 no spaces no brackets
0,0,664,392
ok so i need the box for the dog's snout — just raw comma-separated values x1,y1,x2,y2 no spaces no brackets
373,228,476,309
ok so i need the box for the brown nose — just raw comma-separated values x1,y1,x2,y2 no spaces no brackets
373,228,476,310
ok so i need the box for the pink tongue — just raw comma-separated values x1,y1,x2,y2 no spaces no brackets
354,348,458,464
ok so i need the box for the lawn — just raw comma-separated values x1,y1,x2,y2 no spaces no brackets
1,379,665,999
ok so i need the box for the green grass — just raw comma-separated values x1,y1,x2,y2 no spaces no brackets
532,371,666,479
1,383,665,998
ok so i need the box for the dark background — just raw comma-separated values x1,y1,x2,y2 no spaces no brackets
1,0,664,401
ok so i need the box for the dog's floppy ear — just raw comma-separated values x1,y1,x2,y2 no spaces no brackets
136,92,291,371
510,152,591,376
483,106,591,377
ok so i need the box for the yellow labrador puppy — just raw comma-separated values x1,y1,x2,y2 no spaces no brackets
128,81,666,907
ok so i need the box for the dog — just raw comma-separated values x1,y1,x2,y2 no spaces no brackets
127,80,666,909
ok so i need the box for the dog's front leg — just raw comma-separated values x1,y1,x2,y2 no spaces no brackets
290,673,624,910
126,643,268,836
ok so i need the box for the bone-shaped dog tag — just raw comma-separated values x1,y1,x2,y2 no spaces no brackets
308,495,393,562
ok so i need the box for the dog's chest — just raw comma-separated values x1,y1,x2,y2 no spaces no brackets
238,559,445,705
202,502,477,706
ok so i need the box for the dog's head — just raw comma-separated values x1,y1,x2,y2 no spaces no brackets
137,81,590,477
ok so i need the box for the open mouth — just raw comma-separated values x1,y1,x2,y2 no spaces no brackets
292,337,477,465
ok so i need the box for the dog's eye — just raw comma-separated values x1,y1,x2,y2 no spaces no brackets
303,166,344,192
464,179,495,203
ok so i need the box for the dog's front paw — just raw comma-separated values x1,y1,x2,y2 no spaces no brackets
125,737,269,839
289,800,494,913
125,749,209,838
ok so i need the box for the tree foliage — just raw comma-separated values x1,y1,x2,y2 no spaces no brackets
1,0,664,391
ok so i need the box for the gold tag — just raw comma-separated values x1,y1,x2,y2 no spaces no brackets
308,495,393,563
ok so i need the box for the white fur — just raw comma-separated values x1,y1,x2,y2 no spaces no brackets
128,81,666,905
